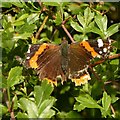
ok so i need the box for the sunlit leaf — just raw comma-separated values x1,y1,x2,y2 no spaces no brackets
71,21,83,32
75,94,102,109
19,98,38,118
7,67,24,87
34,80,54,107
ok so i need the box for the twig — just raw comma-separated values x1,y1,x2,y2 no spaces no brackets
90,54,120,67
110,104,115,117
35,16,49,39
3,88,11,112
3,88,16,119
89,66,101,81
62,18,75,43
61,24,75,43
10,97,15,119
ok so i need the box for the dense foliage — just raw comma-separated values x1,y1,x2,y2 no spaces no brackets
1,1,120,119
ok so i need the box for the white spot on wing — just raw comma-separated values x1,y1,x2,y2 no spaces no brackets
26,56,30,59
108,46,110,49
99,51,102,54
108,39,112,44
103,48,107,53
97,39,103,48
27,45,31,53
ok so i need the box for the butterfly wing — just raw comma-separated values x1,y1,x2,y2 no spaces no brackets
68,42,93,86
26,43,66,85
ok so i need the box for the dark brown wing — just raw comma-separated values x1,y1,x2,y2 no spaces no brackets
68,42,93,86
26,43,66,85
36,44,66,85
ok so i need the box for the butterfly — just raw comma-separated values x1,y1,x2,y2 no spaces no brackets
25,38,112,86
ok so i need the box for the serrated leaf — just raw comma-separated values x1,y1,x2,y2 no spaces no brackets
111,95,119,104
71,21,83,32
38,97,56,118
74,102,86,112
91,26,104,38
95,15,107,33
102,91,111,111
19,98,38,118
84,7,94,26
77,13,85,27
102,15,108,32
7,67,24,87
34,80,54,107
107,23,119,37
75,94,102,109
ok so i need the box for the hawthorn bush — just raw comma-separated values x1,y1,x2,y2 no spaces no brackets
1,1,120,119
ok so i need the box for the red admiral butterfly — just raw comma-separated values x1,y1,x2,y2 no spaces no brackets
25,38,112,86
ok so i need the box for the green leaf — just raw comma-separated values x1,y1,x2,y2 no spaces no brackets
0,104,8,116
71,21,83,32
13,21,25,26
54,12,62,25
7,67,24,87
85,21,95,33
27,13,39,24
43,2,60,6
16,23,36,34
34,80,54,107
74,102,86,112
91,26,104,38
15,14,29,22
13,32,32,40
19,98,38,118
11,2,23,8
84,7,94,26
102,91,111,111
17,112,29,118
101,91,111,117
74,34,88,41
77,13,85,27
95,15,107,33
110,59,119,65
38,97,56,118
65,111,81,118
75,94,102,109
111,95,119,104
107,23,119,37
0,74,7,88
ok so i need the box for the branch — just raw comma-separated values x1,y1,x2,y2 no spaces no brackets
35,16,49,39
62,18,75,43
90,54,120,67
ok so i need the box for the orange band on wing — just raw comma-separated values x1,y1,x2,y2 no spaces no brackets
80,41,98,57
71,74,91,86
29,43,48,68
44,78,57,86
